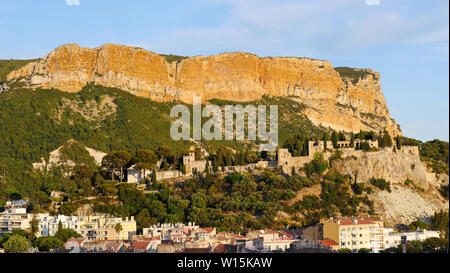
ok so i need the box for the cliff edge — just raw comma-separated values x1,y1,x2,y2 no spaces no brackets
5,43,401,136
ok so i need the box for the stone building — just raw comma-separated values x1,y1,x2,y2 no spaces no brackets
183,152,211,176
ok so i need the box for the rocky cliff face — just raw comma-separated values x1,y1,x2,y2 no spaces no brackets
332,147,449,224
333,147,448,189
5,43,401,136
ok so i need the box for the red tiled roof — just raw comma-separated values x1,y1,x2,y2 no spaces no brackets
316,240,339,247
132,241,151,251
326,217,382,226
197,228,215,233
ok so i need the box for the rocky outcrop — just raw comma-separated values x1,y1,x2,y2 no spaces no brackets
332,147,449,224
6,43,401,136
332,147,448,190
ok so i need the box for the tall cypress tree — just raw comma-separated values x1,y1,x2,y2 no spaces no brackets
331,131,338,149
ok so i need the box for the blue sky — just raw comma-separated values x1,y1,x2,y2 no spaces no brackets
0,0,448,141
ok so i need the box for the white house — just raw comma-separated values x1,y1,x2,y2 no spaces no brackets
383,228,441,249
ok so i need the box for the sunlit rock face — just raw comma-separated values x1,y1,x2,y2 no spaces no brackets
7,43,401,136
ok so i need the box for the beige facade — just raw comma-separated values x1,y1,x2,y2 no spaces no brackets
321,217,384,252
77,215,136,241
0,208,32,234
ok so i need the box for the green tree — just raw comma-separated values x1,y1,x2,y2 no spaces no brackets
134,150,158,180
102,151,131,182
360,142,371,151
322,133,329,150
136,209,155,230
379,130,393,148
331,131,338,149
430,210,449,238
30,215,39,238
180,163,187,175
396,136,402,150
34,236,64,252
422,237,449,253
59,202,78,215
358,248,372,253
3,235,31,253
408,220,429,231
151,168,157,185
55,227,82,243
114,223,123,241
350,133,355,147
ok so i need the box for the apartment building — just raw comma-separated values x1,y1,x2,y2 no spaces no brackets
383,228,441,249
247,229,299,252
321,217,384,252
37,214,136,240
39,215,80,236
0,207,32,234
77,215,136,240
142,222,199,240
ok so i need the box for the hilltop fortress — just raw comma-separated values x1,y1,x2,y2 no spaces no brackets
127,139,425,188
4,43,401,137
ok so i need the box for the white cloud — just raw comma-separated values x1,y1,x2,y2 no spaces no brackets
365,0,380,6
65,0,80,6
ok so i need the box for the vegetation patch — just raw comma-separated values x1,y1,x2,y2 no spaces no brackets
0,59,39,82
335,67,376,85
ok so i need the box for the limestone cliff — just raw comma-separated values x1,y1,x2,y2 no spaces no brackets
5,43,401,136
332,147,449,224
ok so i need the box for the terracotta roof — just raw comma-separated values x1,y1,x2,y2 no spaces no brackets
132,241,151,251
278,230,293,238
326,217,382,226
197,227,215,233
316,240,339,247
